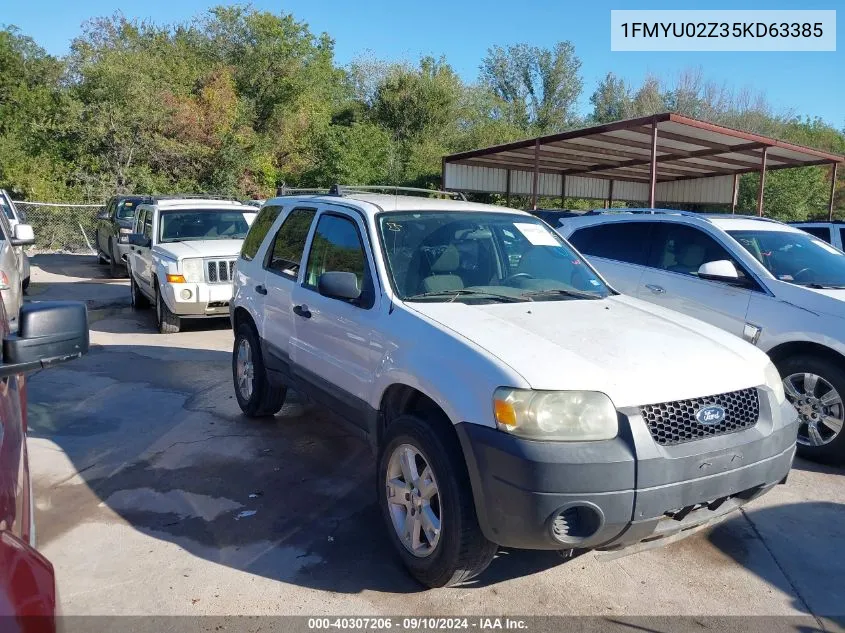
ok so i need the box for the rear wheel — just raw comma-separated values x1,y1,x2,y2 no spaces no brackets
155,284,181,334
130,274,149,309
232,322,286,417
777,355,845,465
22,277,29,293
378,415,496,588
96,232,107,265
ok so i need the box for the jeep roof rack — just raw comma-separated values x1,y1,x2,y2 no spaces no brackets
275,186,330,196
327,184,467,201
151,194,244,203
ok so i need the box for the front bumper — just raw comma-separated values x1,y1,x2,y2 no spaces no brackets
115,240,132,262
456,397,798,552
162,281,233,317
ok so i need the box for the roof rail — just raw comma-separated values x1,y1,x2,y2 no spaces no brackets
327,184,467,201
152,194,244,203
583,208,712,222
705,213,785,224
275,186,330,196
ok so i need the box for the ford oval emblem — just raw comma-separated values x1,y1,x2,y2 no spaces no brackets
696,405,726,425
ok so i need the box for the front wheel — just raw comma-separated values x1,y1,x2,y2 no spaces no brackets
777,355,845,465
378,415,496,588
155,285,181,334
108,239,122,278
232,322,286,417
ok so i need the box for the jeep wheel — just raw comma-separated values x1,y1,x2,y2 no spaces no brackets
155,285,181,334
22,277,29,293
130,274,149,309
378,415,496,588
232,322,286,417
778,355,845,465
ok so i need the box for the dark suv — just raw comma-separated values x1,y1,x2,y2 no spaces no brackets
95,195,151,277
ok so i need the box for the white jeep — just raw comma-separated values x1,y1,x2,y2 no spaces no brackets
230,189,797,587
126,196,256,333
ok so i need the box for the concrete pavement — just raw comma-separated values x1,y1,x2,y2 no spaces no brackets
24,254,845,621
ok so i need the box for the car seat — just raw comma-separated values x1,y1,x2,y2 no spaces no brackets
668,243,706,274
420,245,464,293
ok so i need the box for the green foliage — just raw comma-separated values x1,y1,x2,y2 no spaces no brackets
0,10,842,222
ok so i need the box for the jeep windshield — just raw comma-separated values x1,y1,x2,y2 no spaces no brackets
377,210,611,303
728,229,845,288
159,209,256,243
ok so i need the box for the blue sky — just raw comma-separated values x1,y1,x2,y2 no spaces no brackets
4,0,843,127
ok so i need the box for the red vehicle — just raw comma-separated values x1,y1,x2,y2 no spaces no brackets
0,299,89,633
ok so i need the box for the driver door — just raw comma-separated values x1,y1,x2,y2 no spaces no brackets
131,209,155,295
636,223,753,337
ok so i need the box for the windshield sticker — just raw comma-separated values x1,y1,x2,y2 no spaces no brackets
514,223,558,246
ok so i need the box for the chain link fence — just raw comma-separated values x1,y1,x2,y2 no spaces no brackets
12,201,103,254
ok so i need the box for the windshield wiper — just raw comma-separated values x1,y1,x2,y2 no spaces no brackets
803,283,845,289
520,288,603,300
405,289,525,303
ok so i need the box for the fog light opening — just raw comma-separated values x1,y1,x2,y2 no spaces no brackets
180,289,192,300
549,503,603,544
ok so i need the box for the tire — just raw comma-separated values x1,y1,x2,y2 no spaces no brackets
22,277,29,293
108,239,122,278
154,284,181,334
378,415,497,588
130,273,149,309
232,322,286,417
96,232,107,265
777,354,845,465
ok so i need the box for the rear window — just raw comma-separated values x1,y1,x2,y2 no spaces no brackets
241,205,283,261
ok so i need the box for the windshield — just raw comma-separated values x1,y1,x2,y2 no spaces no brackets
378,211,611,303
117,199,142,220
159,209,256,243
728,229,845,288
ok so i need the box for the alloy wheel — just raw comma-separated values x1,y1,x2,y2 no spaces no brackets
784,372,844,446
235,337,254,401
385,443,442,557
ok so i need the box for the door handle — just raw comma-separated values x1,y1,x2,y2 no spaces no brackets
645,284,665,294
255,284,267,295
292,304,311,319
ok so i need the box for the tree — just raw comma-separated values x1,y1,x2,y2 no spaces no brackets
589,72,632,123
480,42,583,133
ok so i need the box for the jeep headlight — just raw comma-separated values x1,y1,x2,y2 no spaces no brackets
181,258,204,283
493,388,618,441
118,227,132,243
764,361,786,405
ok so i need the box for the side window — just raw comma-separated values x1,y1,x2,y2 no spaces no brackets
241,205,283,261
801,226,832,244
650,224,746,278
142,211,153,240
304,213,373,308
569,222,652,265
839,228,845,249
266,208,316,279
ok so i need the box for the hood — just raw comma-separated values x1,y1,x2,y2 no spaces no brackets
766,278,845,319
153,239,244,260
407,295,769,408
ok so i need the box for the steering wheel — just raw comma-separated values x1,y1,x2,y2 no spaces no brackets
502,272,535,286
792,267,815,282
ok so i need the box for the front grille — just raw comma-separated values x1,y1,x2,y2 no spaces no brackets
206,259,236,283
640,388,760,446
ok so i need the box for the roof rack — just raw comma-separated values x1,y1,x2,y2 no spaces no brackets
327,184,467,201
704,213,785,224
583,208,711,222
151,194,244,203
275,186,330,196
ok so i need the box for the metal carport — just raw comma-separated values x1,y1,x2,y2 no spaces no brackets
442,113,844,218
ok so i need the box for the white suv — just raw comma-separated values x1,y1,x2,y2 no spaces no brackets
557,210,845,464
126,197,257,333
230,190,797,587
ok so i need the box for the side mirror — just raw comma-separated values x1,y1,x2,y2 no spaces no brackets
96,211,110,221
0,301,89,378
697,260,752,286
11,223,35,246
128,233,151,248
318,271,361,301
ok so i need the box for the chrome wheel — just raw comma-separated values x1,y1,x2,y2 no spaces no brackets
385,444,441,557
784,372,844,447
235,337,254,401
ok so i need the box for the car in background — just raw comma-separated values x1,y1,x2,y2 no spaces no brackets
789,221,845,250
0,298,90,632
0,209,36,332
558,210,845,464
95,195,153,278
126,196,257,333
531,209,585,226
0,191,31,292
230,190,796,587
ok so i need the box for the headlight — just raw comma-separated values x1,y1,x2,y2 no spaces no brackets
493,388,618,441
764,361,786,405
181,258,204,283
118,227,132,243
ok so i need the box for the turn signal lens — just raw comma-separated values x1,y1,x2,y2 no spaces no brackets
493,398,517,427
166,274,186,283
